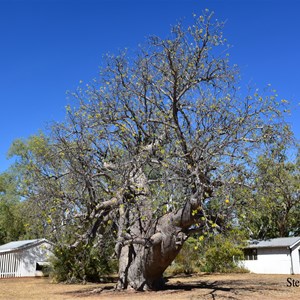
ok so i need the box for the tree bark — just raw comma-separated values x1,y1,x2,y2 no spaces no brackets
116,207,192,291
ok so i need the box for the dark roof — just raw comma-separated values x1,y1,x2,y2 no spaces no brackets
0,239,52,253
245,237,300,249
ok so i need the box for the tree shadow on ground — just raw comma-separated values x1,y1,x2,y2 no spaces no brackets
162,278,287,300
162,280,233,300
164,280,231,291
61,276,288,299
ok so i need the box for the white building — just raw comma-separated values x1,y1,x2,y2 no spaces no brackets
0,239,53,278
239,237,300,274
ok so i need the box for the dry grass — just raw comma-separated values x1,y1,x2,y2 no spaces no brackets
1,273,300,299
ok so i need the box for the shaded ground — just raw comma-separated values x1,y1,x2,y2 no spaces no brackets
1,273,300,299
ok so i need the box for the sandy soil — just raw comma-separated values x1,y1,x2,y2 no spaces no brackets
1,273,300,299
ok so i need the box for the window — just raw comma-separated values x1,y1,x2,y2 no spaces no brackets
243,248,257,260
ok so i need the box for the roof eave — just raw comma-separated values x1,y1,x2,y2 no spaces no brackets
0,239,54,253
289,239,300,249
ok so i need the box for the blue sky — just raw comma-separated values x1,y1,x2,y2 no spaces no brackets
1,0,299,172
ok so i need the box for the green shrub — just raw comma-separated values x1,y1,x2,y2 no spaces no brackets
166,237,202,276
50,243,117,283
166,231,247,276
202,235,245,273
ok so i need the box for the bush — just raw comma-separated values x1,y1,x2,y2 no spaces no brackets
203,236,245,273
50,243,117,283
166,237,202,276
166,231,247,276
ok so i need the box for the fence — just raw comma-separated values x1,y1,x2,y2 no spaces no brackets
0,251,22,278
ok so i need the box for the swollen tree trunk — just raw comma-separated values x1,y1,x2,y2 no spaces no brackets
115,152,201,290
116,224,183,290
116,202,195,291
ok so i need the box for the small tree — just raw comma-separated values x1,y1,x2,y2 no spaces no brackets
203,234,245,273
9,11,291,290
237,146,300,239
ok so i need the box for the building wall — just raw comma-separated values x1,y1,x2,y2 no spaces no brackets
240,246,300,274
17,242,53,277
290,244,300,274
0,242,53,278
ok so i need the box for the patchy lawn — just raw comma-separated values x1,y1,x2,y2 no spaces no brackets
1,273,300,299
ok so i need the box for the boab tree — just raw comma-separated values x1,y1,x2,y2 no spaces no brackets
10,12,291,290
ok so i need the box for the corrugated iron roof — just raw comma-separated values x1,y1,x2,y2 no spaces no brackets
246,237,300,249
0,239,50,253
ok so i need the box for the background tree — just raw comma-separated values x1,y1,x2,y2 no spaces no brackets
9,11,291,290
237,146,300,239
0,171,27,244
